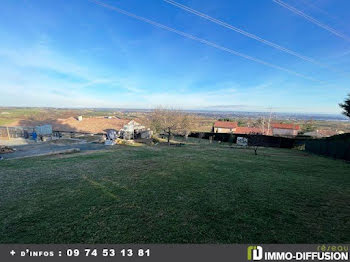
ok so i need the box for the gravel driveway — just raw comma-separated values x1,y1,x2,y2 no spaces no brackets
1,142,108,160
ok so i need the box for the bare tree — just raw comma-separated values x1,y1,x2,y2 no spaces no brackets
180,113,198,140
254,117,268,135
147,108,196,145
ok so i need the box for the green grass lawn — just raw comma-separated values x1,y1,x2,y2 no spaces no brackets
0,142,349,243
0,118,15,126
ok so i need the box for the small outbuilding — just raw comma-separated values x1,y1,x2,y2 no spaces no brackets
271,123,300,136
213,121,238,133
120,120,147,140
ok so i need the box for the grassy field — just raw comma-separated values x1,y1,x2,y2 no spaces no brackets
0,141,349,243
0,107,148,128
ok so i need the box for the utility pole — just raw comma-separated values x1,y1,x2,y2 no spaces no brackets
6,126,10,140
267,107,273,136
262,116,265,135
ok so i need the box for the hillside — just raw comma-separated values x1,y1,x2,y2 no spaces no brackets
0,141,349,243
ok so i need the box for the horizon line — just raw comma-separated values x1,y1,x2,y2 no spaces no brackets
0,106,346,117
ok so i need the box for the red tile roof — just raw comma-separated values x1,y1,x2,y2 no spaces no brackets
214,121,238,129
271,123,300,130
235,127,263,134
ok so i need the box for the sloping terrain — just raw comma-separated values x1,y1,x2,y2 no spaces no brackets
0,143,349,243
8,117,131,134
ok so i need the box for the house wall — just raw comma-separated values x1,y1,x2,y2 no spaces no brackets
272,128,298,136
214,127,236,133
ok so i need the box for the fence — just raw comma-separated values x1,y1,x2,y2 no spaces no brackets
0,125,54,140
305,133,350,161
0,126,34,140
188,132,298,148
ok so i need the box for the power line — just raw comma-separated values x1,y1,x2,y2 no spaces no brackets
89,0,325,83
273,0,350,42
163,0,346,76
299,0,350,42
300,0,339,21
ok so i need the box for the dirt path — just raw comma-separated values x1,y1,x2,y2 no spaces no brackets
0,142,108,160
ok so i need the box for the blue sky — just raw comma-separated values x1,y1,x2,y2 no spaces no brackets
1,0,350,113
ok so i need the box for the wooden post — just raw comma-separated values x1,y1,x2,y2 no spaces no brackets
6,126,10,140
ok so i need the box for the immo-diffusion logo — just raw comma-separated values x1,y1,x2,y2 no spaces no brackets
247,245,349,261
247,246,263,261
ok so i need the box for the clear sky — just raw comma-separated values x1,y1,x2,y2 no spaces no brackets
1,0,350,113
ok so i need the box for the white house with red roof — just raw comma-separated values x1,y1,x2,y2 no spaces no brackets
271,123,300,136
213,121,238,133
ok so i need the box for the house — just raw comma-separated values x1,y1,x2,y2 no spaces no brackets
271,123,300,136
213,121,238,133
235,127,263,135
